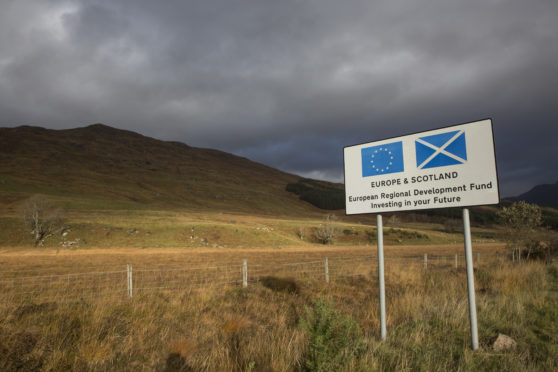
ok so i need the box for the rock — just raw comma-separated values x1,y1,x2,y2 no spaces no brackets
493,333,517,351
61,238,81,248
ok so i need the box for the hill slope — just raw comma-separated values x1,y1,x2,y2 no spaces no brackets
508,181,558,208
0,124,324,215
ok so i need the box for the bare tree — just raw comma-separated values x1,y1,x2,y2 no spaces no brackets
296,226,306,240
314,214,339,245
21,195,64,246
387,214,401,228
497,201,542,261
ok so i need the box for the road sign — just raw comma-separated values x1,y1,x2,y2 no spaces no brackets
344,119,499,215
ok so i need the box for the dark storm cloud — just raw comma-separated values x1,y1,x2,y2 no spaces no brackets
1,0,557,196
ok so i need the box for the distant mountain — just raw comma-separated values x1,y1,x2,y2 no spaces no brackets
0,124,334,215
507,181,558,208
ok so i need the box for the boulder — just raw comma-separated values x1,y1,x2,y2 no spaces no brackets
493,333,517,351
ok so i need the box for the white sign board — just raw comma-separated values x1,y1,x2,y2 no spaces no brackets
344,119,499,215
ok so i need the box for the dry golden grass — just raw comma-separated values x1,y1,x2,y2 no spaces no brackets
0,243,505,272
1,245,556,371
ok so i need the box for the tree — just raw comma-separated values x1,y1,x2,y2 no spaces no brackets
296,226,306,240
314,214,338,245
21,195,64,246
497,201,542,261
387,214,401,227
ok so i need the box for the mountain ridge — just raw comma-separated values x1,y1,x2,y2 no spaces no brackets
507,181,558,208
0,123,333,216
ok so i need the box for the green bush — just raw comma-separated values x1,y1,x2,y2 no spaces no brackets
300,298,364,371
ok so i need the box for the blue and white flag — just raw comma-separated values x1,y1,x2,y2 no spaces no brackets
362,141,404,177
415,130,467,169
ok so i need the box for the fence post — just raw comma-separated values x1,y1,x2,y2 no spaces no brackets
242,259,247,288
424,254,428,269
324,257,330,284
127,264,133,298
455,254,458,269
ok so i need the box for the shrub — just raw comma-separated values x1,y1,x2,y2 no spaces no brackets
497,201,542,260
525,233,558,261
300,297,364,371
314,214,338,245
259,276,300,294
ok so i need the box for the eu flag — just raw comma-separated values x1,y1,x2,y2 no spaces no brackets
361,141,404,177
415,130,467,169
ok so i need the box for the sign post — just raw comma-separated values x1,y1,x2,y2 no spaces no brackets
463,208,479,349
377,214,387,340
343,119,499,349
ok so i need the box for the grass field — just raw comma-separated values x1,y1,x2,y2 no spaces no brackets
0,206,499,250
1,241,557,371
1,203,555,371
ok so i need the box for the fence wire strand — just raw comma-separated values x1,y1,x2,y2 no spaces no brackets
0,253,501,303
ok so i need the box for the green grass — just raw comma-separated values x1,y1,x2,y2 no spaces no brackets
0,209,479,249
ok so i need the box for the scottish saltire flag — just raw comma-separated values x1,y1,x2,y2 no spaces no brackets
362,141,404,177
415,130,467,169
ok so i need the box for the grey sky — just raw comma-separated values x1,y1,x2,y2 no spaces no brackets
1,0,557,196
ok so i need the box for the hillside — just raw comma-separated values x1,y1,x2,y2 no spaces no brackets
508,181,558,208
0,124,325,216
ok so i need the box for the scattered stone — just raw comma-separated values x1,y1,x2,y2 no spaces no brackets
62,231,69,237
61,238,81,248
493,333,517,351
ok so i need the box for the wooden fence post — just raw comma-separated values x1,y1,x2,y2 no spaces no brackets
324,257,329,284
127,264,133,298
242,259,247,288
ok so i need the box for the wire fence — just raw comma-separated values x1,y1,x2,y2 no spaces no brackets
0,253,505,303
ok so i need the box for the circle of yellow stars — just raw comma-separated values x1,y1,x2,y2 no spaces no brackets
370,147,394,173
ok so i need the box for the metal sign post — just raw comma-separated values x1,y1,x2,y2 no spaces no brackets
377,214,387,340
463,208,479,350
